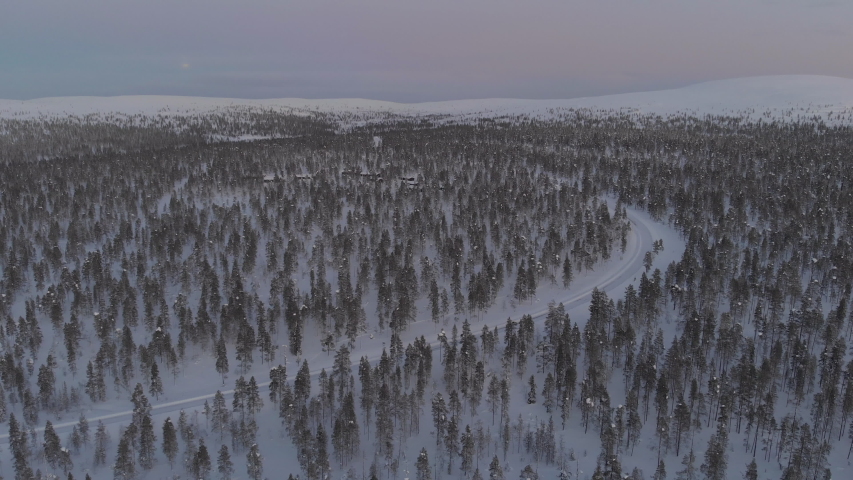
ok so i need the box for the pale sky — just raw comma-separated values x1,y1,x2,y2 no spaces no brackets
1,1,851,102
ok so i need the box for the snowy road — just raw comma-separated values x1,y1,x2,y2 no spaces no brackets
0,208,664,443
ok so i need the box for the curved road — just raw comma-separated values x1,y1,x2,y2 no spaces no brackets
0,209,659,443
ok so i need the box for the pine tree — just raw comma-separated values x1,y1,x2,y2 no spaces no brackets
488,375,501,425
700,412,729,480
132,414,154,470
218,444,234,480
71,425,83,453
445,415,459,475
212,390,231,440
416,447,432,480
9,414,34,480
85,360,106,402
432,392,448,446
43,420,63,470
0,384,7,422
520,464,538,480
37,363,55,408
656,414,670,461
287,292,303,357
131,383,152,429
233,376,248,420
542,373,556,413
562,255,573,288
195,440,212,479
77,413,90,446
316,424,330,480
215,334,229,385
358,356,374,436
514,263,529,302
235,323,255,374
94,420,110,467
430,279,441,323
114,433,136,480
527,375,537,404
268,364,287,406
673,395,691,457
332,391,360,465
57,448,74,476
23,388,39,426
489,455,505,480
294,360,311,404
149,362,163,400
675,449,697,480
246,376,263,414
744,459,757,480
461,424,476,475
162,417,178,468
376,382,394,460
246,443,263,480
653,459,666,480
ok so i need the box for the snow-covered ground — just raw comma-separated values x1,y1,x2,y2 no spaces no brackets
2,75,853,125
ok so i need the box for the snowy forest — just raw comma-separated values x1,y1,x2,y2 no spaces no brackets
1,107,852,480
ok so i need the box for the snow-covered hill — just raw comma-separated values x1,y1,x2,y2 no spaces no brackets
2,75,853,124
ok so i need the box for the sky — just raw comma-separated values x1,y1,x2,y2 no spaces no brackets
1,1,851,102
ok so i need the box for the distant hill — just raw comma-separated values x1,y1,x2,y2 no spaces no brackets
2,75,853,124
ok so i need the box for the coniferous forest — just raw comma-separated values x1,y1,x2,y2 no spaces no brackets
1,108,853,480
